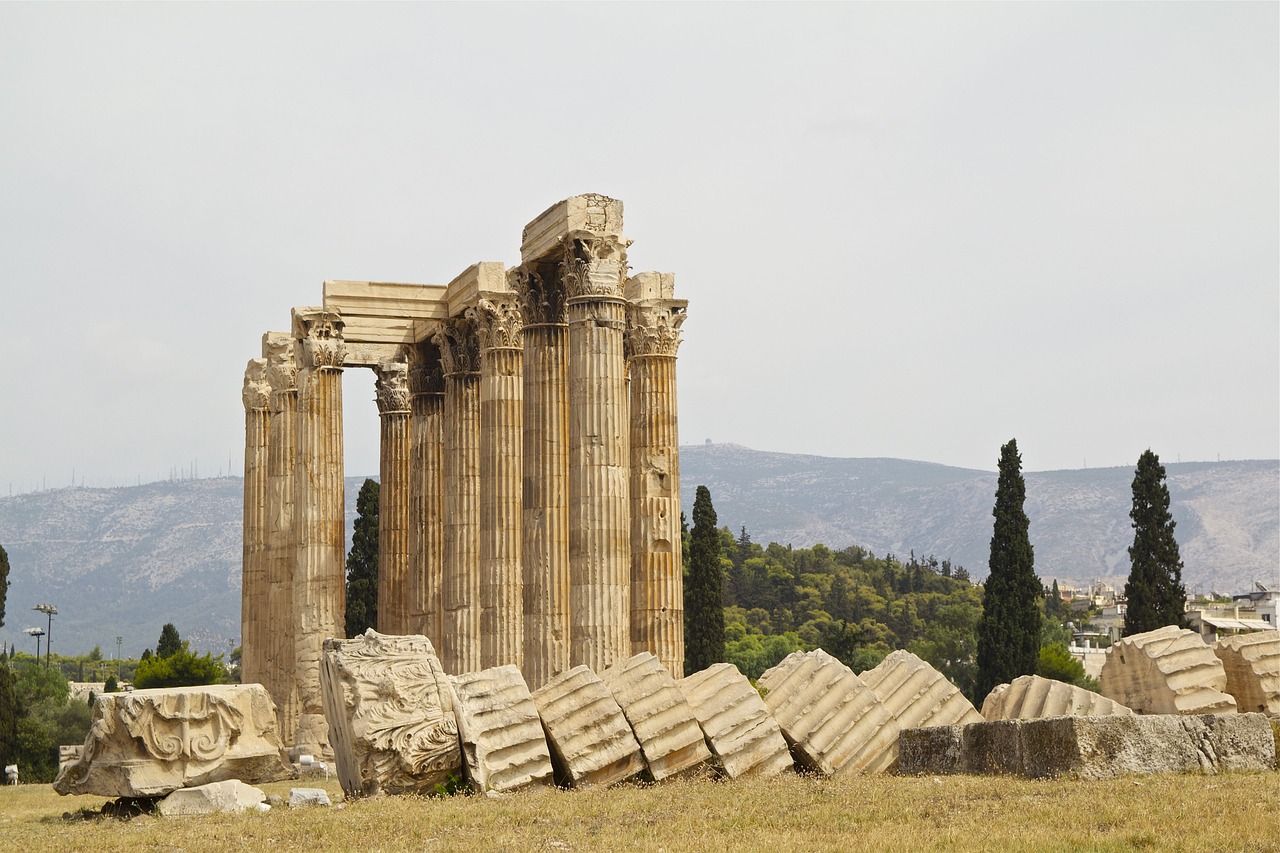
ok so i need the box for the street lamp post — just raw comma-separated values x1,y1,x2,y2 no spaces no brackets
33,604,57,669
116,635,123,677
23,627,44,661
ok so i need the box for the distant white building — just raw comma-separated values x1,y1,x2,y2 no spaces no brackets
1184,584,1276,643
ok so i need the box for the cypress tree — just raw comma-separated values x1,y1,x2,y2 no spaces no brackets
975,439,1041,702
684,485,725,675
345,478,380,637
0,541,9,629
0,662,15,773
156,623,182,659
1122,450,1187,636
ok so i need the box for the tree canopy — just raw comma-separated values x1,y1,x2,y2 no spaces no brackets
345,478,380,637
684,485,725,675
156,623,182,659
1122,450,1187,636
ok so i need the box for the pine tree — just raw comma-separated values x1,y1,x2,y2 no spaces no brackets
1122,450,1187,636
684,485,725,675
975,439,1041,702
0,541,9,629
345,478,380,637
156,623,182,659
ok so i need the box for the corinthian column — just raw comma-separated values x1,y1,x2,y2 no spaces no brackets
434,318,481,674
564,234,632,671
625,273,688,678
262,332,298,745
469,296,524,670
407,342,445,648
375,359,411,635
241,358,270,690
292,307,345,756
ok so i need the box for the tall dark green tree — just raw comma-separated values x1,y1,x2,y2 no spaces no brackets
975,439,1041,702
345,478,380,637
1122,450,1187,636
0,662,16,773
156,623,182,659
684,485,725,675
0,541,9,629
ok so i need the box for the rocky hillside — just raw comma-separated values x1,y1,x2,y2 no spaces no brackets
0,447,1275,656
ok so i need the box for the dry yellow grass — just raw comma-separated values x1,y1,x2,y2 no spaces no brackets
2,770,1277,853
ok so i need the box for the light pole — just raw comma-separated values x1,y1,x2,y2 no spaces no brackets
116,635,123,677
23,626,44,660
33,604,57,669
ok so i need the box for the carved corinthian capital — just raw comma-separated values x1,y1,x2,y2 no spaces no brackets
407,342,444,397
511,265,565,326
242,358,270,410
432,318,480,377
468,298,523,351
293,308,346,369
375,361,411,414
562,234,631,300
627,303,687,358
262,333,297,393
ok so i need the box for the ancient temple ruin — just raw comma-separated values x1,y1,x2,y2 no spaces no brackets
240,195,688,753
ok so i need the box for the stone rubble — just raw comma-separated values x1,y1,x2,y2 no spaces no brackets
1213,630,1280,714
451,665,554,793
678,662,793,779
156,779,268,817
530,664,645,788
600,653,711,780
1100,626,1237,715
982,674,1135,720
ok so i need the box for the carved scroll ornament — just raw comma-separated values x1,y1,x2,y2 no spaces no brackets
562,234,631,301
469,298,524,350
375,361,411,414
627,304,686,358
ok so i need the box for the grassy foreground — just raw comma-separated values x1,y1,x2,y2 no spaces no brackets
1,770,1277,852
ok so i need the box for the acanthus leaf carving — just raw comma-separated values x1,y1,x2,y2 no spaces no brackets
117,690,245,763
375,360,411,414
295,309,346,369
468,298,523,351
431,318,480,376
242,358,270,411
627,303,686,357
562,234,631,301
407,342,444,396
512,265,566,326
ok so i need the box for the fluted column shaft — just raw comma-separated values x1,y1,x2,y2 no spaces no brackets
408,345,445,648
263,334,298,746
375,360,411,635
436,320,481,674
292,308,345,755
241,359,270,689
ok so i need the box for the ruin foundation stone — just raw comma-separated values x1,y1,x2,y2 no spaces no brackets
600,653,711,780
982,674,1135,720
319,630,461,798
451,664,553,793
530,664,644,788
53,684,293,798
1100,626,1237,715
899,712,1276,779
678,662,793,779
156,779,268,817
1213,631,1280,714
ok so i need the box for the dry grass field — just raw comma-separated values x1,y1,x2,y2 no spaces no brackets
1,770,1277,853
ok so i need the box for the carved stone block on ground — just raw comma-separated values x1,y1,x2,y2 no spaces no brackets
600,653,711,780
451,665,553,793
860,650,982,769
982,674,1135,720
157,779,267,816
1213,631,1280,714
53,684,293,798
678,662,793,779
757,649,898,775
319,630,461,798
530,664,644,788
898,713,1276,779
1100,626,1237,715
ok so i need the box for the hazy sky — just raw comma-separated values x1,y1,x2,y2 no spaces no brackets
2,3,1276,492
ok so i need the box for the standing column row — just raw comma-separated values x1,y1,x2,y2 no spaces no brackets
407,343,445,649
262,332,298,746
240,359,270,691
375,360,411,635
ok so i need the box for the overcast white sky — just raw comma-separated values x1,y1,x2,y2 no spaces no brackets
2,3,1276,492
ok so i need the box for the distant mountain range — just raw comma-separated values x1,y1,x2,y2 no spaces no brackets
1,444,1275,657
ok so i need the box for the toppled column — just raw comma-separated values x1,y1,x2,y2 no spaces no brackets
859,650,983,769
625,273,688,679
470,287,525,671
1100,625,1237,715
53,684,293,798
451,665,553,793
375,359,411,635
757,649,898,775
600,653,710,780
530,664,644,788
678,662,793,779
319,631,462,798
982,674,1135,720
241,358,270,690
407,342,445,647
263,332,298,745
434,318,481,675
1213,631,1280,714
292,307,347,756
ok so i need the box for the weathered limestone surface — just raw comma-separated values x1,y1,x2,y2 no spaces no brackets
899,713,1276,779
407,342,445,646
451,665,552,793
601,653,710,780
530,664,644,788
1100,626,1237,715
157,779,267,816
678,662,793,779
1214,631,1280,714
53,685,293,798
375,359,411,635
757,650,899,775
862,650,983,731
625,272,687,678
293,308,347,755
241,358,270,690
319,631,461,798
982,674,1135,720
263,333,298,745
